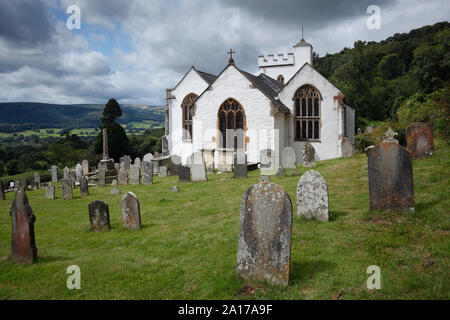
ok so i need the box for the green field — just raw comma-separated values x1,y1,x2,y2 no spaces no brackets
0,141,449,299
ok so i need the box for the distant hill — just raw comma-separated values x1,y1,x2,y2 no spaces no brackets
0,102,165,129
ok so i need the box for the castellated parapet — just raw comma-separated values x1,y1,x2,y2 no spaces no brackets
258,53,294,68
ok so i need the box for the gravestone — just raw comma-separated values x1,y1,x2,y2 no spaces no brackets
114,163,120,170
297,170,329,221
129,165,140,185
276,167,286,177
142,161,153,185
51,165,58,183
143,153,153,163
75,164,83,182
341,137,354,158
158,166,168,177
281,147,296,169
110,179,121,194
405,122,435,159
61,178,73,200
82,159,89,175
63,167,70,180
259,149,272,168
236,176,293,286
0,180,5,200
190,152,207,182
118,164,128,185
366,141,414,212
179,166,191,183
233,151,247,179
121,192,141,230
301,142,315,166
121,155,131,171
169,155,182,176
34,172,41,188
98,167,106,187
366,126,374,134
45,183,55,200
31,181,39,191
88,200,111,232
20,178,27,190
69,170,77,184
134,157,141,169
10,189,37,263
80,176,89,197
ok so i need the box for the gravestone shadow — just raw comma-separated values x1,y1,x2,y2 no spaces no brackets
329,210,348,221
290,260,337,283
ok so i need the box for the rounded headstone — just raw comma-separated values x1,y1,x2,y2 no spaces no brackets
297,170,329,221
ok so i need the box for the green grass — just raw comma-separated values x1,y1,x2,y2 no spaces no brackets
0,141,449,300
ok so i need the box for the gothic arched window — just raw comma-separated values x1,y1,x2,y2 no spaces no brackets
277,75,285,85
293,85,321,141
181,93,197,141
218,98,246,150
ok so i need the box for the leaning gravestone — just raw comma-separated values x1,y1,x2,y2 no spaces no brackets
301,142,315,166
51,165,58,183
159,166,168,177
10,189,37,263
130,165,140,185
366,139,414,212
63,167,70,180
121,192,141,230
45,183,55,200
142,161,153,185
82,159,89,175
80,176,89,197
110,180,121,195
179,166,191,183
405,122,435,159
297,170,329,221
341,137,354,158
234,151,247,179
61,178,73,200
281,147,296,169
0,180,5,200
190,152,207,182
88,200,111,232
75,164,83,182
98,167,106,187
118,164,128,185
236,176,293,286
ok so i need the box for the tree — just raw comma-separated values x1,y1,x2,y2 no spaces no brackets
102,98,123,125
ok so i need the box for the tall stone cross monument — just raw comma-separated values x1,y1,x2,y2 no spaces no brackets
99,128,115,170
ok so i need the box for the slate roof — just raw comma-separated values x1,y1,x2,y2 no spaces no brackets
195,69,217,85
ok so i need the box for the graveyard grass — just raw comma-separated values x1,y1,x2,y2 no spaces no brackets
0,141,449,300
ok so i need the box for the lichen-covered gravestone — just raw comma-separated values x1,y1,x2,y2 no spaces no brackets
110,179,121,195
79,176,89,197
341,137,354,158
158,165,168,177
142,161,153,185
61,178,73,200
301,142,315,166
34,172,41,188
134,157,141,169
366,141,414,212
51,165,58,183
82,159,89,175
169,155,182,176
121,192,141,230
190,152,207,182
88,200,111,232
234,151,247,179
405,122,435,159
118,164,128,185
0,180,5,200
10,189,37,263
122,155,131,171
281,147,296,169
75,164,83,182
129,165,140,185
45,183,55,200
179,166,191,182
236,176,293,286
98,167,106,187
297,170,329,221
63,167,70,180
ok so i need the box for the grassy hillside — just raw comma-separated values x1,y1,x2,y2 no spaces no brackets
0,141,448,299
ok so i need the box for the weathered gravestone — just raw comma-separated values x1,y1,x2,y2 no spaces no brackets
121,192,141,230
158,165,168,177
259,149,272,168
260,148,279,175
51,165,58,183
341,137,354,158
98,167,106,187
190,152,207,182
281,147,296,169
88,200,111,232
179,166,191,183
301,142,315,166
82,159,89,175
134,157,141,169
31,181,39,191
110,179,121,195
69,170,77,185
80,176,89,197
33,172,41,188
121,155,131,171
118,164,128,185
20,178,27,190
297,170,329,222
405,122,435,159
75,164,83,182
130,165,140,185
114,163,120,170
45,183,55,200
142,161,153,185
169,155,182,176
236,176,293,286
0,180,5,200
10,189,37,263
61,178,73,200
366,142,414,212
234,152,247,179
143,153,153,163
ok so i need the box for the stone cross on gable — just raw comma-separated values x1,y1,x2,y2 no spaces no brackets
227,49,235,64
383,127,399,144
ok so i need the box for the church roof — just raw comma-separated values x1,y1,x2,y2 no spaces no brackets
293,38,311,47
195,69,217,85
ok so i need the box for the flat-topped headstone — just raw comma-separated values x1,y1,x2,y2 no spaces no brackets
80,176,89,197
61,178,73,200
75,164,83,181
88,200,110,232
110,179,121,194
281,147,296,169
341,137,354,158
129,165,140,185
190,152,207,182
63,167,70,180
142,161,153,185
301,142,315,166
0,180,5,200
118,164,128,185
121,192,141,230
51,165,58,183
179,166,190,183
405,122,435,159
234,152,247,179
297,170,329,221
10,189,37,263
236,178,293,286
98,167,106,187
82,159,89,175
158,165,168,177
45,183,55,200
367,142,414,212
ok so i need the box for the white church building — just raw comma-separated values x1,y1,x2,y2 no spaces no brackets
162,37,355,171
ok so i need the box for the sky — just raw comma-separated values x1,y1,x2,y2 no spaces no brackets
0,0,448,105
